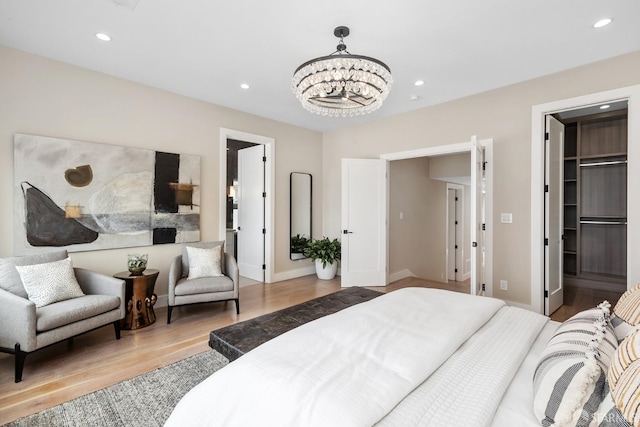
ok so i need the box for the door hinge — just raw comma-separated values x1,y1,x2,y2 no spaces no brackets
262,156,266,162
262,264,266,270
482,161,487,171
544,132,549,141
455,268,458,273
544,290,549,298
482,283,486,292
262,192,266,198
544,184,549,193
482,223,486,231
455,220,458,225
455,197,458,201
472,242,478,247
544,238,549,246
455,245,458,249
262,228,266,234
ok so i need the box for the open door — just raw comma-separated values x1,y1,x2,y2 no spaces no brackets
237,144,265,282
545,115,564,315
341,159,388,287
447,188,456,281
470,136,484,295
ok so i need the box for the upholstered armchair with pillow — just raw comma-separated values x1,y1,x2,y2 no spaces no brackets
167,241,239,324
0,250,125,382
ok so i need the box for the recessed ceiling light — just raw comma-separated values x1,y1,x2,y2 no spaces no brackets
593,18,612,28
414,80,425,86
600,104,611,110
240,83,250,90
96,33,112,41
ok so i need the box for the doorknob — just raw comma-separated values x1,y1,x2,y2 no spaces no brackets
237,226,242,231
343,229,353,234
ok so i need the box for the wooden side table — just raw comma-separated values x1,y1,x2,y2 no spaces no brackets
113,269,159,330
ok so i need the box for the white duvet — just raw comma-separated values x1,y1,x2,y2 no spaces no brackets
166,288,506,427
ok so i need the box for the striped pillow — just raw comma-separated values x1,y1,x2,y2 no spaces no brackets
533,302,618,426
608,330,640,426
593,390,631,426
611,284,640,342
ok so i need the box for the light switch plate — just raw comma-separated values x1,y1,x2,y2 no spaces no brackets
501,213,513,224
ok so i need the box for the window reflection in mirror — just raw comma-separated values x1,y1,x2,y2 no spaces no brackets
290,172,312,260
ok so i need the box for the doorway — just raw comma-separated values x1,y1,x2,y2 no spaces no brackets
219,128,275,283
544,102,628,315
341,137,493,296
530,84,640,315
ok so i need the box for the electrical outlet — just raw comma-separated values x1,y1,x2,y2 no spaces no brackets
500,280,508,291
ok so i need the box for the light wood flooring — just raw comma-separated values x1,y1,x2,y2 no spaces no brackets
0,276,614,424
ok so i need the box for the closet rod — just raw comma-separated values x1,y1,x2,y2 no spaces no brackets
580,160,627,167
580,220,627,225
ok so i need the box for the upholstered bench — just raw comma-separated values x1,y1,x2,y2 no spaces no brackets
208,287,381,361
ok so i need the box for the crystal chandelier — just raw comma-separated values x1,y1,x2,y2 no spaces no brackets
292,26,393,117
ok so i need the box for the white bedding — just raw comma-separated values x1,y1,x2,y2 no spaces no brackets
376,306,548,427
490,320,560,427
166,288,550,427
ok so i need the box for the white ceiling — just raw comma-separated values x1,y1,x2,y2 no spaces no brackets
1,0,639,132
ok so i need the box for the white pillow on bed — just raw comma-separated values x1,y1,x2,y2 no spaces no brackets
533,302,618,427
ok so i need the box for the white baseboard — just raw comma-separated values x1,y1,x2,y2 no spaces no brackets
389,269,416,283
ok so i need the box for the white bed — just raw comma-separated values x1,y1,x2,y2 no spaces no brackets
166,288,564,427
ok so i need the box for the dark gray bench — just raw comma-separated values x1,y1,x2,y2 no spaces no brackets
208,287,381,361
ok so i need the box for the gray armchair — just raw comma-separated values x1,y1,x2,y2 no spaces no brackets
0,251,125,382
167,242,239,324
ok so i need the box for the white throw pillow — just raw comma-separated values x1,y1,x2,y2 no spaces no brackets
15,257,84,307
186,245,223,279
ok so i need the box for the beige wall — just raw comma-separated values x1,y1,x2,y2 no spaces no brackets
389,157,446,281
0,46,323,300
429,153,471,182
323,51,640,305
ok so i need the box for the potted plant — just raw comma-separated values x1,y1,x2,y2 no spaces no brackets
304,237,341,280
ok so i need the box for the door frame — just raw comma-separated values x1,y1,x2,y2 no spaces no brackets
530,84,640,314
381,138,493,297
446,183,465,282
219,128,275,283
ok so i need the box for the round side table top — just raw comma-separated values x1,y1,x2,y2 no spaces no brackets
114,269,159,280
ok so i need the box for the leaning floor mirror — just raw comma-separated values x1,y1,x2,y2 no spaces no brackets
290,172,312,260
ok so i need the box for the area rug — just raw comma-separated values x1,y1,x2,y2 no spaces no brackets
209,286,382,361
3,350,229,427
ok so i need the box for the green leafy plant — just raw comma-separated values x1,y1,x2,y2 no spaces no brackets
303,237,341,268
290,234,310,254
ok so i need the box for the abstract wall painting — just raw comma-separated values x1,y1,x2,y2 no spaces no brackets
13,134,200,255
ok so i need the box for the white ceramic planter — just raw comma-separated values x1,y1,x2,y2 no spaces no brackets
315,259,338,280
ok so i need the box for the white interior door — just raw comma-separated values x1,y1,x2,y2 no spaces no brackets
237,144,265,282
470,136,484,295
447,188,456,281
341,159,388,287
545,115,564,315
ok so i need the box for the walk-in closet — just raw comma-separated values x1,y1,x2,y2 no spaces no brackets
558,104,628,293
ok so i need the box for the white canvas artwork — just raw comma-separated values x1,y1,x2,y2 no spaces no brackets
13,134,200,255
